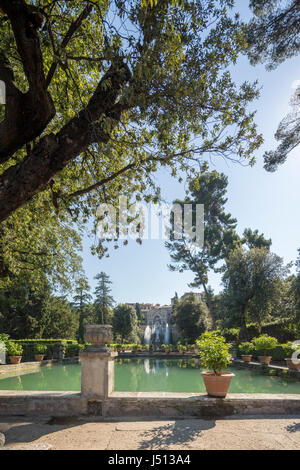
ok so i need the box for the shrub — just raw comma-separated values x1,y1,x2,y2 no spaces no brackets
239,342,254,355
6,341,23,356
34,344,47,354
196,331,232,375
220,328,240,344
252,335,278,355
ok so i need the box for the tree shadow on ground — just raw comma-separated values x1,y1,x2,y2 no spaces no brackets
0,417,83,446
286,422,300,433
138,419,215,450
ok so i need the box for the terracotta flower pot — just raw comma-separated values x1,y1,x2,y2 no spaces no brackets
201,371,235,398
9,356,22,364
258,356,272,365
34,354,44,362
241,355,252,363
285,358,300,371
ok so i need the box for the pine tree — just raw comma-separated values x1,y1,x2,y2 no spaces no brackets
247,0,300,171
73,276,92,342
94,272,114,324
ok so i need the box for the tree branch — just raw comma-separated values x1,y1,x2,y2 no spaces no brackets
0,0,55,163
46,4,93,87
0,60,131,222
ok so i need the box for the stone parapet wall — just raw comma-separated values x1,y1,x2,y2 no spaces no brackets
1,391,300,418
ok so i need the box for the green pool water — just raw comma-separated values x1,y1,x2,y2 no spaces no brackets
0,358,299,394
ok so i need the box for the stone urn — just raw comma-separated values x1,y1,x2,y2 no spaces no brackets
285,358,300,371
84,324,113,352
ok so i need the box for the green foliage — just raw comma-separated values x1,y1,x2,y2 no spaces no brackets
196,331,232,375
166,171,239,326
252,334,278,355
239,342,254,355
41,296,78,339
219,328,240,344
247,0,300,70
238,342,297,362
173,294,211,343
72,276,92,342
247,1,300,171
33,343,47,355
113,304,138,342
222,246,289,338
94,272,114,324
5,341,23,356
0,0,263,265
0,274,78,339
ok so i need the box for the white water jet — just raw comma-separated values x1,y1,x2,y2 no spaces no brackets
144,325,151,345
164,323,170,345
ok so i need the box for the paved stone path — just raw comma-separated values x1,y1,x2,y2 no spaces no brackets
1,415,300,450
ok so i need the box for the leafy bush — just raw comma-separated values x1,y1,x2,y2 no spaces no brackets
252,335,278,355
196,331,232,375
34,343,47,354
220,328,240,344
6,341,23,356
239,342,254,355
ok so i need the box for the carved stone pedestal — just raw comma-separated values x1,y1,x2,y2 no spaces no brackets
80,325,118,399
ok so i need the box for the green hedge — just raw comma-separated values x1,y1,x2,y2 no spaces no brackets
13,339,84,361
221,321,298,344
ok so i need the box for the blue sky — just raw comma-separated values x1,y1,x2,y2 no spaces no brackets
80,4,300,306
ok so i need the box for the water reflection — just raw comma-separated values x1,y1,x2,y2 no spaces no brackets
0,359,299,394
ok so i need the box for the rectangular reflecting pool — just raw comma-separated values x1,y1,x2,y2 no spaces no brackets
0,358,299,394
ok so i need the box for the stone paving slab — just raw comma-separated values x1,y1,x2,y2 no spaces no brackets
1,415,300,450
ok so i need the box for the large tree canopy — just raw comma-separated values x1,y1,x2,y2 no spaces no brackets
222,245,289,338
247,0,300,171
0,0,262,228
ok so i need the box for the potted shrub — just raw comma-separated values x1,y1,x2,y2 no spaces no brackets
6,341,23,364
239,342,254,363
34,343,47,361
144,344,150,352
178,344,187,355
131,344,139,354
196,332,234,398
285,342,300,371
253,334,278,365
161,344,167,353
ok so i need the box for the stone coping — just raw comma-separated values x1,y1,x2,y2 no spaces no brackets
0,391,300,418
0,357,78,378
234,359,300,379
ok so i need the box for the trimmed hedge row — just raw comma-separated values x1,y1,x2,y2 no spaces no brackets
13,339,85,362
221,321,299,344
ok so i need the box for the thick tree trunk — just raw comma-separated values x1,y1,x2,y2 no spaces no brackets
0,0,55,162
0,62,131,222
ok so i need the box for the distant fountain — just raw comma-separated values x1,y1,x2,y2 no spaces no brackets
144,319,171,347
164,323,170,345
144,325,151,345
